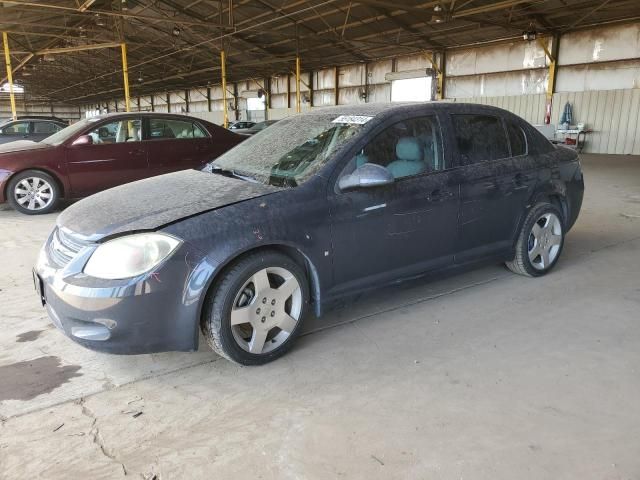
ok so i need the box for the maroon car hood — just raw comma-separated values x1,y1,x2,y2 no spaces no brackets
0,140,53,154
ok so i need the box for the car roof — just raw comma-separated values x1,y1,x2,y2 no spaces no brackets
297,101,516,119
85,112,210,122
9,116,65,121
0,116,66,124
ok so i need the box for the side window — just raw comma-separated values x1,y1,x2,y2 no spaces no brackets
1,121,30,135
87,119,141,144
149,118,205,139
523,124,554,155
33,122,60,134
193,122,208,138
451,114,509,165
506,121,527,157
342,116,445,181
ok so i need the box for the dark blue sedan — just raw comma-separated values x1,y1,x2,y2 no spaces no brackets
35,102,584,365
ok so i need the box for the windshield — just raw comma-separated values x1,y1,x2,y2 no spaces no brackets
210,114,368,187
41,117,103,146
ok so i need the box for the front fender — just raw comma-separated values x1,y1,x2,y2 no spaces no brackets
161,186,333,328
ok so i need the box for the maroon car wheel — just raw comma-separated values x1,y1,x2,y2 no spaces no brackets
7,170,60,215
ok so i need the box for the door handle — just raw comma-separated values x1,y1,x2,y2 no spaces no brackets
362,203,386,212
482,181,498,190
128,148,145,155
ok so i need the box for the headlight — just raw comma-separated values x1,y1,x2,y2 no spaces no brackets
84,233,181,280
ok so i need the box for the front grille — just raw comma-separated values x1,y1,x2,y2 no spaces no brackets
48,228,88,267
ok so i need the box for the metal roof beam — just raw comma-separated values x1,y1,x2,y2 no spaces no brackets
1,1,237,29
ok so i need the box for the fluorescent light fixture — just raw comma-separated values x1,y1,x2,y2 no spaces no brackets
78,0,96,12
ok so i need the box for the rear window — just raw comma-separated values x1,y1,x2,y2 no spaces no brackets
149,118,208,139
451,114,509,165
33,122,62,134
524,124,555,154
507,122,527,157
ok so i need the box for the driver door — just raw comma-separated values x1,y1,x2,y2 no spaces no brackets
327,114,460,296
65,117,148,196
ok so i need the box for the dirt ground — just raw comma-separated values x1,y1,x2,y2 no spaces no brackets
1,154,639,479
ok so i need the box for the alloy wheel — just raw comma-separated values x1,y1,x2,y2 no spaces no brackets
527,212,562,270
230,266,303,354
14,177,54,211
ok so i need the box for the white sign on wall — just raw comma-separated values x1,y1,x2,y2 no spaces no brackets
390,77,432,102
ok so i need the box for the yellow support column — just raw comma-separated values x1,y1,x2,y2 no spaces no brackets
2,32,17,121
425,50,445,100
547,59,556,101
295,56,301,113
120,43,131,112
221,49,228,128
537,36,559,124
537,38,556,101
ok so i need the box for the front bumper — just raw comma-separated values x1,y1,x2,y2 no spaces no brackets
35,230,213,354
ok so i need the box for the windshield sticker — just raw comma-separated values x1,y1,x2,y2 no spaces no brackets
332,115,374,125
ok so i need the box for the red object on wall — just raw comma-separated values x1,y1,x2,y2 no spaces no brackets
545,101,552,125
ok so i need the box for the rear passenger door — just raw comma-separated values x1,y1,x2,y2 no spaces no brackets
451,113,534,262
504,118,538,218
144,117,212,177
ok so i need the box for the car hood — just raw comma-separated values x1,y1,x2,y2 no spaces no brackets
0,140,52,154
57,169,281,239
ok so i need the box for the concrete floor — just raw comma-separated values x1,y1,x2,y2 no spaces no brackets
0,154,639,479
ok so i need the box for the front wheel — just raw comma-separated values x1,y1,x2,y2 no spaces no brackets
201,251,309,365
506,202,565,277
7,170,60,215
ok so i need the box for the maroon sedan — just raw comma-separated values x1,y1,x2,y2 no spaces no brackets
0,112,244,215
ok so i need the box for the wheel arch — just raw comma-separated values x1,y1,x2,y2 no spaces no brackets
4,167,66,201
198,243,323,331
532,191,569,225
510,188,569,257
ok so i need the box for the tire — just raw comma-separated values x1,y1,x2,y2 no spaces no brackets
201,251,309,365
7,170,60,215
506,202,565,277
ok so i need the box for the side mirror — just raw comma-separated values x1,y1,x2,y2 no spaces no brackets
338,163,394,191
72,134,93,146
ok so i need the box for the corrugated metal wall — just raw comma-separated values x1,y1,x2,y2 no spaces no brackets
0,99,80,123
443,23,640,154
448,93,547,125
554,89,640,154
70,22,640,155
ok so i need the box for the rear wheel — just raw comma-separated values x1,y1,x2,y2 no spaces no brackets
7,170,60,215
506,202,565,277
201,251,309,365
